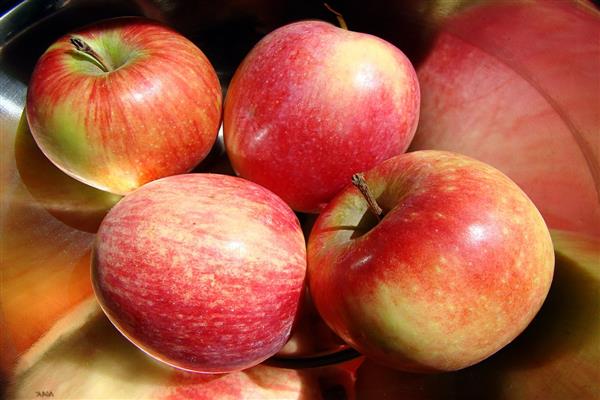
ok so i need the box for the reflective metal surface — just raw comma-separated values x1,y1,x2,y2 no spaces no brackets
1,0,598,398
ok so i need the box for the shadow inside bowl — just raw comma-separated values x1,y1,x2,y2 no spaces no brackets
14,112,121,233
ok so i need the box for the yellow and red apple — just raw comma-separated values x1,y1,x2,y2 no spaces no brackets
26,17,222,195
308,150,555,372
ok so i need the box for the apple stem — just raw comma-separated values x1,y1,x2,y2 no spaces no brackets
324,3,348,30
352,173,383,220
70,36,111,73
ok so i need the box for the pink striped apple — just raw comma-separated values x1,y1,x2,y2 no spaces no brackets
224,20,420,213
411,0,600,236
308,151,554,372
92,173,307,373
26,17,222,195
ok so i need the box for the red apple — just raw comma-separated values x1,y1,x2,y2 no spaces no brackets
223,20,420,213
410,0,600,237
308,150,554,372
92,173,307,373
26,17,222,195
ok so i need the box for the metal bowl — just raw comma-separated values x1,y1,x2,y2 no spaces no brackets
2,1,598,399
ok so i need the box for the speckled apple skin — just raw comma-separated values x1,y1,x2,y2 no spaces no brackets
308,150,554,372
224,20,420,213
92,174,307,373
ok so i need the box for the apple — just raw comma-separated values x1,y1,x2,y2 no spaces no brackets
308,150,555,372
410,0,600,237
223,20,420,213
8,301,323,400
26,17,222,195
91,173,307,373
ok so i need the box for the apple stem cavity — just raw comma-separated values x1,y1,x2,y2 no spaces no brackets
352,173,383,220
324,3,348,30
70,36,111,73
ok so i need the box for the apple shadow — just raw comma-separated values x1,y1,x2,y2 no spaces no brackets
38,308,190,387
0,2,146,86
283,285,313,352
0,371,8,400
44,308,317,397
492,252,598,367
296,212,318,242
447,248,600,399
317,210,380,240
13,112,121,233
243,365,321,399
191,133,237,177
273,284,348,359
65,50,108,72
356,359,460,399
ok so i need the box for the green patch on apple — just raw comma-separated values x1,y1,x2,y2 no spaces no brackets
38,101,92,175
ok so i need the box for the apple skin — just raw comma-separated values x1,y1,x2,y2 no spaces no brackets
276,288,347,357
92,173,307,373
410,0,600,237
224,20,420,213
308,150,554,372
26,17,222,195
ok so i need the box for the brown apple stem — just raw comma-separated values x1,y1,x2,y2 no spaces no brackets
324,3,348,30
70,36,110,73
352,173,383,220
